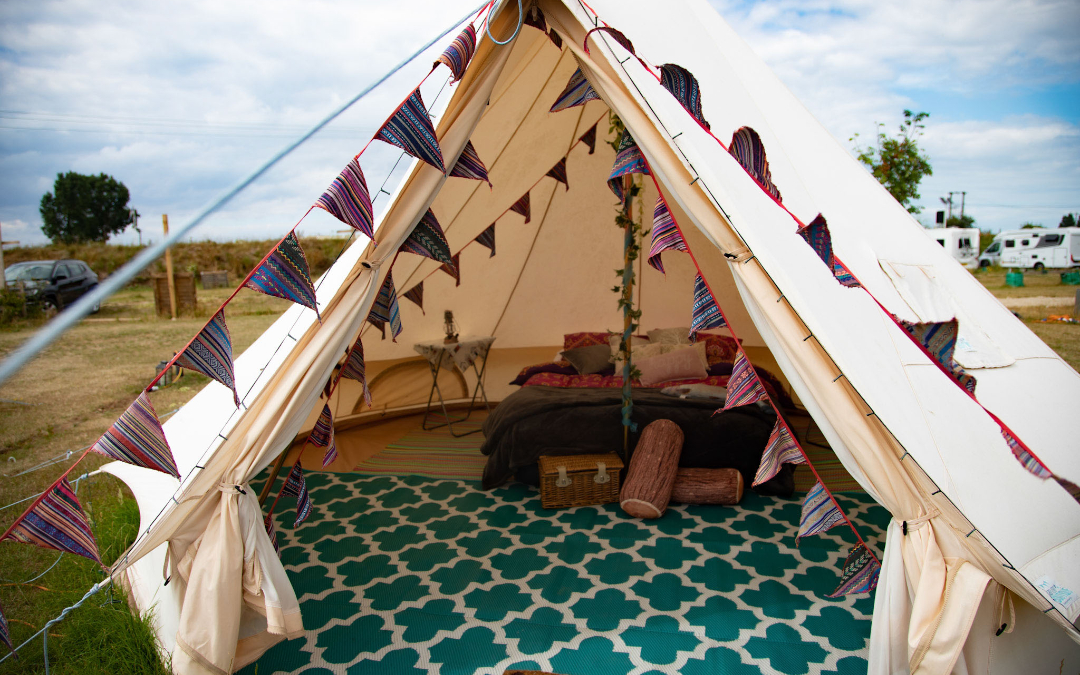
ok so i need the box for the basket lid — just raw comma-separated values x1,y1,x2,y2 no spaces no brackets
538,453,624,475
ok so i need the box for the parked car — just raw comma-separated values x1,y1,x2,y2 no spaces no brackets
3,259,100,313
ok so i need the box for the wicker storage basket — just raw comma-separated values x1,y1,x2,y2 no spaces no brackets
538,453,624,509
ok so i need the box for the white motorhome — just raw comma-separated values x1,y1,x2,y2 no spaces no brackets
926,227,979,268
979,228,1048,267
1018,229,1080,270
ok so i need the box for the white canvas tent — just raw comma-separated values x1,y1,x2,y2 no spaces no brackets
99,0,1080,673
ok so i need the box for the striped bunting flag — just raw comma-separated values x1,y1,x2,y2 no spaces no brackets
754,420,806,486
833,258,862,288
722,350,767,410
583,26,637,56
401,210,454,266
689,274,726,339
510,192,531,223
730,126,782,203
310,404,337,467
608,130,649,202
827,544,880,597
0,601,12,654
434,24,476,83
375,88,445,172
550,68,601,113
648,196,687,273
547,29,563,49
367,317,386,340
475,224,496,257
546,157,569,190
798,213,833,268
92,392,179,478
264,512,279,554
798,481,845,542
899,319,977,395
315,157,374,239
175,310,238,407
440,253,461,287
0,477,102,567
1002,428,1052,479
281,463,313,527
448,140,491,186
579,123,597,154
245,232,319,320
523,4,547,32
368,272,402,341
339,335,372,407
1054,476,1080,504
403,281,425,312
659,63,710,130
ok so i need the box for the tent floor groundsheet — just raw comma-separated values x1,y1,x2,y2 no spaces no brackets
243,469,888,675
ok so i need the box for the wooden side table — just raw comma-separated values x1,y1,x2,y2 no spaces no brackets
413,336,495,437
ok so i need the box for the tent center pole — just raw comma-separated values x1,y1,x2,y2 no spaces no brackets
621,174,634,458
258,446,291,505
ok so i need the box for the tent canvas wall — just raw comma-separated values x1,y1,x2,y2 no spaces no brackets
98,1,1080,673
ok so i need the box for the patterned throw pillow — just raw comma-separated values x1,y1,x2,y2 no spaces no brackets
693,332,740,365
563,331,613,351
646,326,692,346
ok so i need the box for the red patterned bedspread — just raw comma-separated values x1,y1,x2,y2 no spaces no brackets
523,373,731,389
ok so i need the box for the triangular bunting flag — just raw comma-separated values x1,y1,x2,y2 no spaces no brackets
281,463,313,527
722,350,768,410
579,123,597,154
434,24,477,83
339,335,372,407
827,544,881,597
899,319,977,395
0,601,12,654
798,481,845,541
401,210,454,265
375,88,445,172
659,63,710,130
448,140,491,186
689,274,726,339
608,130,650,202
0,477,102,567
264,512,279,554
833,258,861,288
510,192,531,223
368,273,403,342
730,126,782,202
367,317,387,340
245,232,320,320
798,213,833,268
91,392,179,478
550,68,601,113
403,282,425,312
1054,476,1080,505
174,310,239,407
523,4,547,32
583,26,637,57
440,253,461,286
754,420,806,486
475,224,496,257
309,404,337,467
547,29,563,49
315,157,374,239
648,196,687,273
1001,428,1052,479
546,157,568,190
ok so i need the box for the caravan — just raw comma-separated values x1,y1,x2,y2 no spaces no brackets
979,228,1048,267
926,227,979,268
1019,230,1080,270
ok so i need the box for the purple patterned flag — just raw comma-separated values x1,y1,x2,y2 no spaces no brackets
401,209,454,266
376,88,445,172
175,310,238,407
833,258,861,288
1002,428,1052,479
648,196,687,273
434,24,477,82
659,63,710,130
754,420,806,486
689,274,726,339
440,253,461,287
403,282,425,312
448,140,491,186
339,335,371,407
730,127,782,203
579,123,597,154
798,481,846,542
315,158,374,239
0,600,12,654
607,130,650,202
245,232,319,320
510,192,531,223
827,544,881,597
722,350,767,410
550,68,601,113
92,392,179,478
281,463,313,527
1,477,102,567
309,404,337,467
264,512,279,554
899,319,977,395
546,157,568,190
798,213,833,268
475,224,496,257
368,272,402,341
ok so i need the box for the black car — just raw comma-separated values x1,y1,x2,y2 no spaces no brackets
4,259,100,313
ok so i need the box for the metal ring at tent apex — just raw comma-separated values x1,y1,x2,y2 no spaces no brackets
485,0,523,45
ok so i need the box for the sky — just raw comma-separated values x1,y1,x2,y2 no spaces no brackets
0,0,1078,249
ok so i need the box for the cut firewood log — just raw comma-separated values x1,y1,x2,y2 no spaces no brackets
670,467,743,505
620,419,683,518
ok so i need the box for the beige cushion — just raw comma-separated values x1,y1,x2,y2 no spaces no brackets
647,326,692,346
636,343,709,386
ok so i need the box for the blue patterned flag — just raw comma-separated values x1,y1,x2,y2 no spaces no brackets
607,130,650,202
281,463,313,527
798,481,845,542
339,334,372,407
448,140,491,186
754,420,805,486
898,319,977,395
510,192,531,223
401,210,454,266
403,282,425,312
579,123,597,154
440,253,461,287
546,157,568,190
1,477,102,567
245,232,320,320
368,272,402,341
315,158,374,239
310,404,337,467
659,63,710,130
175,310,238,407
730,126,782,202
689,274,726,339
550,68,601,113
648,196,687,273
827,544,881,597
376,88,445,172
92,392,179,478
722,350,767,411
434,24,476,82
0,600,13,654
798,213,862,289
475,224,496,257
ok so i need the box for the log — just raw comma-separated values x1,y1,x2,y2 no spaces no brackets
670,468,744,505
620,419,683,518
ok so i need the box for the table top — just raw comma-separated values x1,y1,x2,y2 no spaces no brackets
414,336,495,371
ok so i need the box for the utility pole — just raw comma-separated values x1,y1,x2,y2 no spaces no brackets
959,191,966,219
163,214,177,320
940,194,953,224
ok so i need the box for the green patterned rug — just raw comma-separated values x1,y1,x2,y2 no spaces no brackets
243,471,889,675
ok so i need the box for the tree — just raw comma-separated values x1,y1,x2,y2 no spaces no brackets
1060,213,1078,228
851,110,933,214
946,214,975,228
1021,222,1041,229
39,172,135,244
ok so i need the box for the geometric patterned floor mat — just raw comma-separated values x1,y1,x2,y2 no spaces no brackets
242,472,890,675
